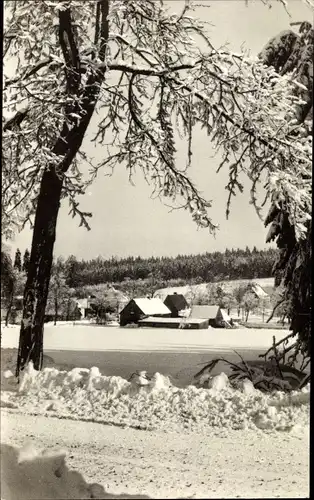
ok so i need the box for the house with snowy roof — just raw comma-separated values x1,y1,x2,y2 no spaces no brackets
119,298,171,326
190,305,231,327
75,298,93,319
163,293,189,317
250,283,269,299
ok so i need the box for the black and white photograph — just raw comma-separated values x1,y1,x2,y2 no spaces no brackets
1,0,311,498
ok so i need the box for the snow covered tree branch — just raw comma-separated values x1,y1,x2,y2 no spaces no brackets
259,22,312,358
3,1,311,238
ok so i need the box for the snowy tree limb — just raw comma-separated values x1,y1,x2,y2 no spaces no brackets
58,8,81,95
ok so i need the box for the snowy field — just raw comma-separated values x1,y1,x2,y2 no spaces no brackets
1,324,293,386
1,324,291,352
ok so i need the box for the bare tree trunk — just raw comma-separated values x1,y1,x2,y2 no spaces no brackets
15,1,109,378
54,295,58,326
16,169,63,376
245,309,249,322
66,298,71,321
5,289,14,327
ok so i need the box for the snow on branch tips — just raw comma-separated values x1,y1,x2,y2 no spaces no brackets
2,0,312,239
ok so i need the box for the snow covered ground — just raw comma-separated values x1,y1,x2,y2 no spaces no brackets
1,356,310,498
1,325,309,498
1,324,292,352
1,410,309,500
1,441,150,499
1,363,310,433
154,277,275,302
1,411,309,499
0,324,296,387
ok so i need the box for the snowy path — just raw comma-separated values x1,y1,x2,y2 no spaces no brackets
1,410,309,498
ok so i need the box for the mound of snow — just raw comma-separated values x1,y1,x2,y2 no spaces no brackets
1,442,105,499
1,442,150,500
1,362,310,434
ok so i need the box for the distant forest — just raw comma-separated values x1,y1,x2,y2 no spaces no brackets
64,247,279,288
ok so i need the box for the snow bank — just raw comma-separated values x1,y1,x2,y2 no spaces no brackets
1,442,150,499
1,363,309,434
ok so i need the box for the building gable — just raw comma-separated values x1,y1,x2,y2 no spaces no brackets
119,298,170,326
190,305,220,320
164,294,189,316
133,298,171,316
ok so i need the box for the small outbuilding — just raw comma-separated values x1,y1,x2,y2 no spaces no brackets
75,298,94,319
190,305,232,328
163,293,189,317
138,316,208,329
119,298,171,326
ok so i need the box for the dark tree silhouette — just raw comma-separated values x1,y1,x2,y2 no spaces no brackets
1,251,15,326
1,251,14,291
13,249,22,272
22,249,30,274
58,248,278,287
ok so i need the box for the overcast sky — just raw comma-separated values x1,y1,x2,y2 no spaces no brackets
6,0,313,260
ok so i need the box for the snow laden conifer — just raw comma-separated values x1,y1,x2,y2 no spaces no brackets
2,0,312,375
259,21,312,362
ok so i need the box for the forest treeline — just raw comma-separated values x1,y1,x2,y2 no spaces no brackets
2,245,285,326
63,246,279,288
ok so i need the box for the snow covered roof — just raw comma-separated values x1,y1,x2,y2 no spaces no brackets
106,286,129,302
219,308,231,322
251,284,269,298
75,298,90,309
138,316,207,325
76,289,129,310
133,298,171,315
190,305,220,319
